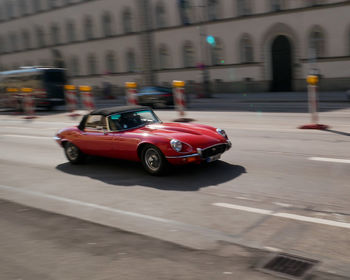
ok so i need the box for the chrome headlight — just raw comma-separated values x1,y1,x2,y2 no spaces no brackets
170,139,182,152
216,128,227,138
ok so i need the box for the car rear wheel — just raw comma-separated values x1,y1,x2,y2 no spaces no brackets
141,145,167,175
64,142,85,164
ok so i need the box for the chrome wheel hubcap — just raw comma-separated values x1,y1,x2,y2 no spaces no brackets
145,148,160,171
67,144,78,160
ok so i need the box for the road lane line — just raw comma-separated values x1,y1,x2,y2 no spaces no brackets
2,134,52,139
213,203,350,229
309,157,350,164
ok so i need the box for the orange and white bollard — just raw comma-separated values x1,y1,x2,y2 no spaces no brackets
125,82,138,105
64,85,80,118
172,80,189,122
22,88,37,119
299,75,328,130
79,85,95,111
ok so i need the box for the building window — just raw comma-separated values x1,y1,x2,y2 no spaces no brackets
36,26,45,47
6,1,14,19
271,0,283,12
70,56,80,76
237,0,251,16
158,44,170,69
32,0,41,12
0,36,6,53
9,32,18,51
22,29,31,49
18,0,28,16
309,28,325,58
126,50,136,72
210,37,224,65
178,0,192,25
87,54,98,75
122,8,133,33
48,0,57,9
50,23,60,45
105,51,116,73
183,41,195,67
239,34,253,63
102,11,113,37
155,1,166,28
207,0,220,21
66,20,76,42
84,16,94,40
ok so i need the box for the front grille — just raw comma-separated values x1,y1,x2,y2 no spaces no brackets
201,144,227,158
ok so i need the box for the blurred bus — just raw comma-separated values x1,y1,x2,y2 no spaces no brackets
0,66,67,110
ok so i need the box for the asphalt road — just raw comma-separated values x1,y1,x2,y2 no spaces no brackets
0,108,349,279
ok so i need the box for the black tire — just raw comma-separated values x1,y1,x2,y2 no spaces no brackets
141,145,167,175
64,142,85,164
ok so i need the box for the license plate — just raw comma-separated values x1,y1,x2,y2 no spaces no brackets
206,154,221,163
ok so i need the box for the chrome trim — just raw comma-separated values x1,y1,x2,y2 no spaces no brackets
166,153,199,159
53,136,61,141
197,143,228,159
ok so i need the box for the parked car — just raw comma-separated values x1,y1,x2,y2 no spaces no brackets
54,106,231,175
136,86,174,108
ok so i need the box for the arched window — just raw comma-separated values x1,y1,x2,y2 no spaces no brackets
309,27,325,58
158,44,170,69
87,53,98,75
239,34,253,63
237,0,251,16
207,0,220,21
126,50,136,72
36,26,45,47
18,0,28,15
183,41,195,67
102,11,113,37
210,37,224,65
178,0,192,25
155,2,166,28
84,16,94,40
32,0,41,12
271,0,283,12
50,23,60,45
66,20,76,42
122,8,132,33
70,56,80,76
105,51,116,73
9,32,18,51
22,29,31,49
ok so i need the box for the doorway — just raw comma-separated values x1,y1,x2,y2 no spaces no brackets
271,35,292,91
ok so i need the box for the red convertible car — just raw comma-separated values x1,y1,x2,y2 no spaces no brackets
54,106,231,175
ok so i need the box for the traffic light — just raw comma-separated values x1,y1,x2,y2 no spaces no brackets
206,35,216,46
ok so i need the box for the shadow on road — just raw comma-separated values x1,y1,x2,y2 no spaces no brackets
324,129,350,137
56,158,246,191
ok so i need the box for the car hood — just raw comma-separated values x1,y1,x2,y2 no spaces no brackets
137,123,224,148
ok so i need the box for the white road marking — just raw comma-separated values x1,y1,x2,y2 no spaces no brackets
2,134,52,139
309,157,350,164
273,202,292,208
213,203,350,229
263,246,281,252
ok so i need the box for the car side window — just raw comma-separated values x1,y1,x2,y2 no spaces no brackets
85,115,106,131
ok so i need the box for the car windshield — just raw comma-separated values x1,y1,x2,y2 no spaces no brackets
108,110,161,131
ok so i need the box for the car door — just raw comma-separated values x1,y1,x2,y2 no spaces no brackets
80,115,114,157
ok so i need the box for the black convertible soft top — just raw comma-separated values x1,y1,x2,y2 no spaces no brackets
90,105,150,116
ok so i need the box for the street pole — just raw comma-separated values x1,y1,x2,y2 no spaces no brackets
197,0,211,97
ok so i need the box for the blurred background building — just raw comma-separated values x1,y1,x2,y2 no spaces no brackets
0,0,349,93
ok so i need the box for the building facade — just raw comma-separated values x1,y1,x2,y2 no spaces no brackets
0,0,350,92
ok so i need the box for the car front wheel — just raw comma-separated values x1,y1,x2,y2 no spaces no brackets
141,145,167,175
64,142,85,164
